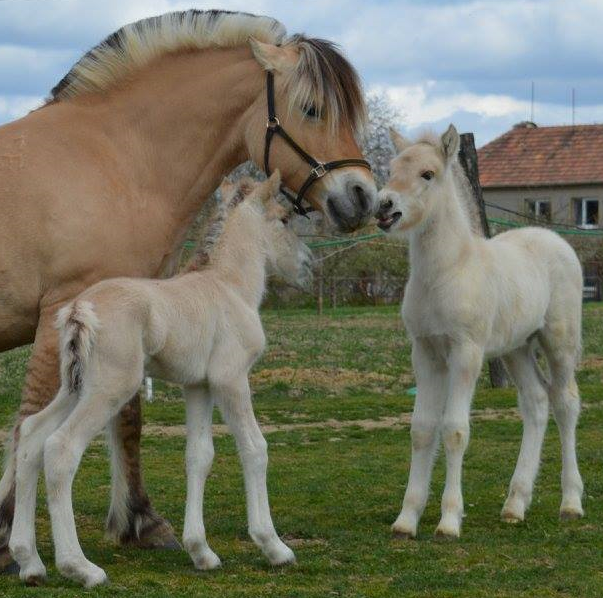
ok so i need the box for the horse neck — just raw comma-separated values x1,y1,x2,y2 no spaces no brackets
81,46,263,237
409,171,476,280
209,206,268,308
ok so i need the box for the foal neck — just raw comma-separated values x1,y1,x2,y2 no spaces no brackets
209,206,268,308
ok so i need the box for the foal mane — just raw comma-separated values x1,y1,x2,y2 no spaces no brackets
415,131,481,235
46,9,366,133
186,178,251,272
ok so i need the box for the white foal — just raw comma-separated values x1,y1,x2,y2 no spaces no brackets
376,125,584,539
9,172,313,587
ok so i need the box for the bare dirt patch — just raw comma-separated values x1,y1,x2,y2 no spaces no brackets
251,366,411,391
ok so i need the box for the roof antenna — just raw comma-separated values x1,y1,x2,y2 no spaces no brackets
571,88,576,126
530,81,535,122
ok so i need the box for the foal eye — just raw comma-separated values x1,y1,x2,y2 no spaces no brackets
303,104,319,119
280,216,289,225
421,170,435,181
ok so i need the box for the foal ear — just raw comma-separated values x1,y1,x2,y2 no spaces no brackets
249,38,298,72
441,124,460,163
260,170,282,204
389,127,410,154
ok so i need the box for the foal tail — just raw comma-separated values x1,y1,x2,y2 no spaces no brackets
56,300,100,394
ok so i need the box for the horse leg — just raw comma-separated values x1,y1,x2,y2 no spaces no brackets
105,392,179,549
0,306,62,574
500,345,549,523
212,375,295,566
392,340,447,539
9,387,78,584
435,342,482,539
182,385,221,570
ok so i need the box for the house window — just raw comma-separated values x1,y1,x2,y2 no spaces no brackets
526,199,551,221
574,198,599,228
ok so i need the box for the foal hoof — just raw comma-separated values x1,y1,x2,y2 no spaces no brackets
560,508,583,521
434,527,460,541
392,529,415,541
0,560,19,576
501,511,524,524
117,516,181,551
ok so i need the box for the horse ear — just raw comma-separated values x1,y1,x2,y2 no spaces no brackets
249,38,298,72
389,127,410,154
441,124,460,162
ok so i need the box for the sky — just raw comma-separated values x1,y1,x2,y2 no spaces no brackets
1,0,601,147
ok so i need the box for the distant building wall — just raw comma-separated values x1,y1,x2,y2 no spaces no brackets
483,184,603,227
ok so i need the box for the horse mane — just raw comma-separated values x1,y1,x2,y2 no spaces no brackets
46,10,366,134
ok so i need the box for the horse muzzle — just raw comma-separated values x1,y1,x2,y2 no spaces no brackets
326,179,377,232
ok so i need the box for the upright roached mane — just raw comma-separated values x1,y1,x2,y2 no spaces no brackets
47,9,367,134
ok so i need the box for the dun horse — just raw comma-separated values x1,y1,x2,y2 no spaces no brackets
10,173,313,587
0,9,376,569
376,125,583,539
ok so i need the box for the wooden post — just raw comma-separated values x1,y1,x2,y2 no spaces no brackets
316,251,324,316
458,132,510,389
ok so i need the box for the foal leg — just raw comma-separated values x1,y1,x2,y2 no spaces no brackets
9,388,78,584
45,382,140,588
0,306,62,574
392,340,447,538
212,375,295,566
435,342,482,539
543,351,583,519
500,346,549,523
182,385,221,570
105,392,179,549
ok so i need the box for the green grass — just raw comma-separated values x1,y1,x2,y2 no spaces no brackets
0,304,602,597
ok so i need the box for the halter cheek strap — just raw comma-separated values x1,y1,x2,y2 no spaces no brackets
263,71,371,217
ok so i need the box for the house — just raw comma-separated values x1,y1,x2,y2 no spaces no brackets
478,122,603,228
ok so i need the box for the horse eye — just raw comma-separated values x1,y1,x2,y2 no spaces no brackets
421,170,434,181
303,104,319,119
280,216,289,225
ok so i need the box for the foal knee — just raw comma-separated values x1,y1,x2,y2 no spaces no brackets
43,433,79,494
410,418,438,450
442,421,469,453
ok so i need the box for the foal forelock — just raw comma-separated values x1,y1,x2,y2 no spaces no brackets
45,10,367,136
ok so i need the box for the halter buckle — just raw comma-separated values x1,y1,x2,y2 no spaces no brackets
310,163,327,178
266,117,280,129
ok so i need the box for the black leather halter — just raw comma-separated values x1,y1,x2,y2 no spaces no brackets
263,71,371,216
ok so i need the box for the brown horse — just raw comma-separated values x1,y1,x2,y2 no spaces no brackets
0,9,376,571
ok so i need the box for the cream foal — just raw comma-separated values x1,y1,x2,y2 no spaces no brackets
377,126,584,539
10,172,312,587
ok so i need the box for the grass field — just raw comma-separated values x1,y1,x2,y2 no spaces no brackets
0,304,602,597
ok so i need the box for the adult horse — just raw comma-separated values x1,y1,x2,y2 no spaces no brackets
0,9,376,571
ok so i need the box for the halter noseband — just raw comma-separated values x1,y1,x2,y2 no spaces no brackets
263,71,371,217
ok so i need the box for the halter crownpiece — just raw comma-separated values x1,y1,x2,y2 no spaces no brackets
263,71,371,217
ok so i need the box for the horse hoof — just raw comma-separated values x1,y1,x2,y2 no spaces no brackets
117,516,181,550
24,573,46,587
0,560,20,575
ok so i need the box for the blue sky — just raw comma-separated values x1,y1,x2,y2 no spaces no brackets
1,0,601,146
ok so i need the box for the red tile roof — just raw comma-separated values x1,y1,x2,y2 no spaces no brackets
478,123,603,188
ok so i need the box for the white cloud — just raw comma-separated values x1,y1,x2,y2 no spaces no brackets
0,95,43,122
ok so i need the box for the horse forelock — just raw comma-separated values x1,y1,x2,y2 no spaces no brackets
283,35,367,136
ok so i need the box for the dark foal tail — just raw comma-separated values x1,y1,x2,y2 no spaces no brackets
56,300,100,394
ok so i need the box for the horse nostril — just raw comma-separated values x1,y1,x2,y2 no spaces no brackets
352,185,369,214
384,199,393,210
